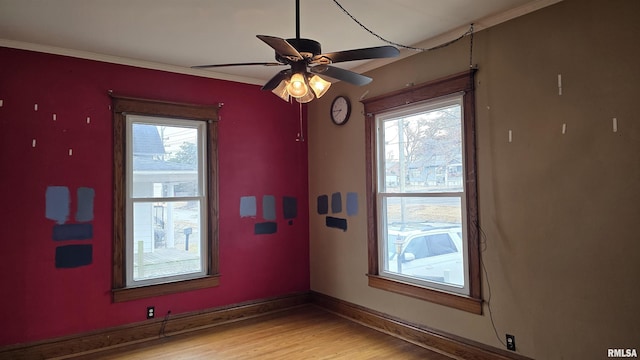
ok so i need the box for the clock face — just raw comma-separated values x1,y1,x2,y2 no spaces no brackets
331,96,351,125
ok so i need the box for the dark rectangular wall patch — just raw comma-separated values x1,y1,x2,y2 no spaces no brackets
283,196,297,219
317,195,328,215
254,222,277,235
55,245,93,268
326,216,347,232
52,224,93,241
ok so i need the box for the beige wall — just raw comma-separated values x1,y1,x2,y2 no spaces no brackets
307,1,640,358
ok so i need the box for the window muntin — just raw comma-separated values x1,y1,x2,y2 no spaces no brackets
126,116,208,287
376,95,469,295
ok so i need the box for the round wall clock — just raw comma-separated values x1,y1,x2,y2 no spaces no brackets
330,95,351,125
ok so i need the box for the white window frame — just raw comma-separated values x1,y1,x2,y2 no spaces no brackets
125,115,208,287
375,95,470,295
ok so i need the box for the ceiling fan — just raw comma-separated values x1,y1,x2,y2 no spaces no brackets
192,0,400,103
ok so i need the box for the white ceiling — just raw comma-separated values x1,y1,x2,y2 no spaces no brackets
0,0,561,86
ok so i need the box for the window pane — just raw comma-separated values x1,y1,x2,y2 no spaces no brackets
382,196,464,287
132,200,203,281
381,103,463,193
132,123,200,198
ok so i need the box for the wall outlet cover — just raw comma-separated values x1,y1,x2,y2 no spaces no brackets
506,334,516,351
147,306,155,319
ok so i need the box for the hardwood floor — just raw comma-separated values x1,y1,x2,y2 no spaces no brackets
84,305,453,359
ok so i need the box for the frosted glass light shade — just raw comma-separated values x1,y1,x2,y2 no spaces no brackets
272,79,290,102
309,75,331,98
286,73,309,98
296,90,315,103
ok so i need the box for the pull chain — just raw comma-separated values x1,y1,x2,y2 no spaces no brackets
296,101,305,142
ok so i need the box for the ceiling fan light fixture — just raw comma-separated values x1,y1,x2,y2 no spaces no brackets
287,72,309,98
296,90,315,103
272,79,291,102
193,0,401,105
308,75,331,98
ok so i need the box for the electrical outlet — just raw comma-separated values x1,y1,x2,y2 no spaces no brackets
147,306,155,319
506,334,516,351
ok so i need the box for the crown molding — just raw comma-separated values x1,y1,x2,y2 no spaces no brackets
0,39,265,86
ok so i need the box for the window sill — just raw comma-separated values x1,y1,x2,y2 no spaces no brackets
113,275,220,302
367,274,482,314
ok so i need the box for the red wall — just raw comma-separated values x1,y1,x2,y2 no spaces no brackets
0,47,310,346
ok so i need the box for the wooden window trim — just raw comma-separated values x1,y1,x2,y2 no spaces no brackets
111,94,220,302
362,70,482,314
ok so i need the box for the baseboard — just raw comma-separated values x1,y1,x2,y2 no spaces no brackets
0,292,311,360
311,291,533,360
2,291,532,360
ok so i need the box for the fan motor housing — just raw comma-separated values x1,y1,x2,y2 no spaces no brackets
277,38,321,62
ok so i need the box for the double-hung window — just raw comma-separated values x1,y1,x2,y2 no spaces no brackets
363,71,481,313
126,116,207,286
377,95,468,293
111,95,220,302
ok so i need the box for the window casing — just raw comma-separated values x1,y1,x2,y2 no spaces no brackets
111,94,220,302
363,71,481,313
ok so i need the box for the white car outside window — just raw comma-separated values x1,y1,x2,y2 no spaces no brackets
386,225,464,287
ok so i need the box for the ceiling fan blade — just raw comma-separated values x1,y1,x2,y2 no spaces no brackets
257,35,303,62
310,65,372,86
192,62,283,69
262,69,291,91
191,62,286,69
313,45,399,64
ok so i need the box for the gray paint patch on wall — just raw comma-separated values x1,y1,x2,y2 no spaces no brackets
75,187,95,222
263,195,276,221
240,196,257,217
346,192,358,216
254,222,277,235
46,186,70,224
52,224,93,241
331,192,342,214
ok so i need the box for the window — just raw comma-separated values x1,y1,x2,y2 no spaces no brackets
363,71,481,313
127,116,207,286
111,95,220,302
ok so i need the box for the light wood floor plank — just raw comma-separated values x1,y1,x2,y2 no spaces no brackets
85,306,453,359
